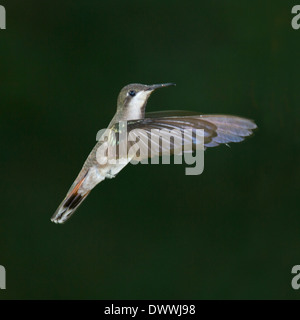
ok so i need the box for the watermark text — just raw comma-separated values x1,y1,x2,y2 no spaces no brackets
0,5,6,29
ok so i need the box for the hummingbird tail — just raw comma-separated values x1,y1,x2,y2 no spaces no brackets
51,174,90,224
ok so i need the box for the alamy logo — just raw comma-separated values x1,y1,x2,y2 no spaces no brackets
0,5,6,29
96,123,205,175
291,265,300,290
0,265,5,289
291,5,300,30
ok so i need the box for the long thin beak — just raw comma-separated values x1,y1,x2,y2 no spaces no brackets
146,83,176,91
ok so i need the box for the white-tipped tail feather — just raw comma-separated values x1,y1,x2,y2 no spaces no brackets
51,174,90,224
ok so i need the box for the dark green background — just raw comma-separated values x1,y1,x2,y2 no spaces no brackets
0,0,299,299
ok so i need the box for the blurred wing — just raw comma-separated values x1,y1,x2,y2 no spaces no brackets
112,113,257,161
199,114,257,147
127,117,216,160
146,111,257,145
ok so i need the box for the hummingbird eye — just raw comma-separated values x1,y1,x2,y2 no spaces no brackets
128,90,136,97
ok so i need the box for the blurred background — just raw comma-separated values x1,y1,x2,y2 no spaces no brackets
0,0,299,299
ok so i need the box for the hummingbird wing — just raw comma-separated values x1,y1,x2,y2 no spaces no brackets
117,112,257,161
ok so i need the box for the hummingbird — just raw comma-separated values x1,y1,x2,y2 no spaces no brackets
51,83,257,224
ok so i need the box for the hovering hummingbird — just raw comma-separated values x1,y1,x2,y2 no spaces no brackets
51,83,257,224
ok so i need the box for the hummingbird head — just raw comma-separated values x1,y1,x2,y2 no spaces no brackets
116,83,176,121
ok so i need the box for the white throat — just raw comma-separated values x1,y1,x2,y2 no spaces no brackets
126,91,151,120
